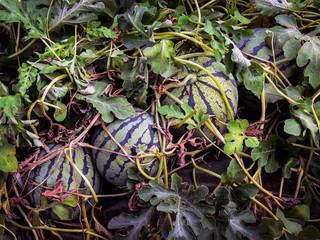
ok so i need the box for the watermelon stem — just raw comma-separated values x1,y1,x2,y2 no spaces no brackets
136,157,157,181
165,73,197,90
190,157,221,179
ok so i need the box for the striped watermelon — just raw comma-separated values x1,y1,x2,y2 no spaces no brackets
91,108,160,186
27,144,101,220
235,28,297,79
161,56,238,138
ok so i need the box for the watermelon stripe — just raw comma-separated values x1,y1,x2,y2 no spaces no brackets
36,144,59,181
251,42,266,56
193,83,214,115
198,79,220,93
67,150,74,189
188,84,194,108
91,127,104,149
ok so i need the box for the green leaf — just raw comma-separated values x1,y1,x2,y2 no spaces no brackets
0,94,21,118
17,63,39,96
121,57,149,107
143,40,180,78
233,184,259,205
262,218,283,238
284,205,310,221
283,38,301,60
224,37,251,68
291,105,319,147
224,120,248,155
251,135,296,173
53,101,67,122
0,0,48,39
139,173,214,239
0,144,18,172
87,21,117,41
282,157,298,179
108,207,155,240
296,36,320,89
224,119,258,155
63,195,78,208
245,136,259,148
49,0,104,31
296,225,320,240
233,10,250,24
284,85,303,100
284,119,301,136
271,14,303,47
76,82,135,123
221,159,246,184
122,34,151,50
52,203,73,220
250,0,299,16
264,83,283,103
226,210,263,240
122,5,149,38
243,62,265,95
276,209,302,234
158,104,197,128
0,81,9,97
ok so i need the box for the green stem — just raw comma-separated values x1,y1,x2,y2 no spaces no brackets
250,197,278,220
154,32,214,53
200,0,218,10
279,176,284,198
174,109,197,128
178,52,215,59
303,138,315,181
10,221,108,239
190,157,221,179
265,75,295,104
234,154,284,209
194,0,201,38
8,38,37,59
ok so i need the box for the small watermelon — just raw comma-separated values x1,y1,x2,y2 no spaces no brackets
161,56,238,139
91,108,160,186
27,144,101,220
235,28,297,79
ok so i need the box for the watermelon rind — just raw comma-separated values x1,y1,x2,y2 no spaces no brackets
161,56,238,140
91,108,160,186
27,143,101,220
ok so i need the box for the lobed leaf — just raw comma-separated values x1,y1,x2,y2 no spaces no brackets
224,119,258,155
250,0,299,16
143,40,180,78
139,173,214,239
76,82,135,123
296,36,320,89
108,207,154,240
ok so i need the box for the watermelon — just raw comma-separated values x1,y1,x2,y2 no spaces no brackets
27,143,101,220
161,56,238,139
91,108,160,186
235,28,297,79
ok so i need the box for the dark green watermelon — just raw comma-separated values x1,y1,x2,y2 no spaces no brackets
91,108,160,186
235,28,297,79
27,143,101,220
161,56,238,139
